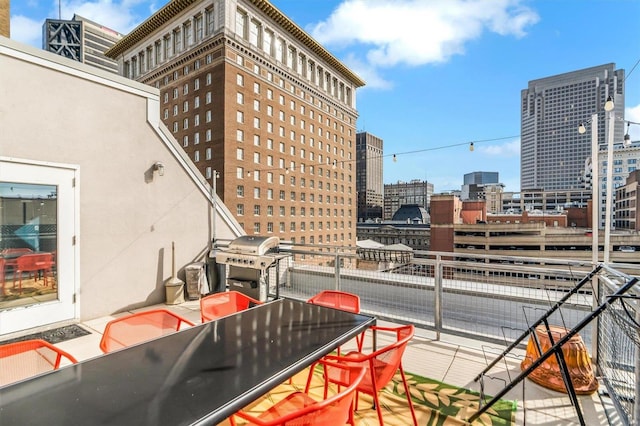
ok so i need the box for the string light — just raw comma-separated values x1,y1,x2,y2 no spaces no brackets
624,122,631,147
604,95,614,112
392,154,397,162
469,142,474,152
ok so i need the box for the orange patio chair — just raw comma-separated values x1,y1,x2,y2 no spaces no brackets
199,291,263,323
307,290,363,352
99,309,195,353
12,252,54,294
308,324,418,426
0,339,78,387
231,358,366,426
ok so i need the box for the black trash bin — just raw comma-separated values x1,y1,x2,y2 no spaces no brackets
206,249,226,294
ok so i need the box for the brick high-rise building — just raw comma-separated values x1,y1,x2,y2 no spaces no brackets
0,0,9,38
107,0,364,246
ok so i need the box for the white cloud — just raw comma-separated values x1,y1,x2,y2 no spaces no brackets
9,15,43,47
310,0,539,68
626,104,640,141
341,53,392,89
59,0,145,33
11,1,152,47
480,138,520,156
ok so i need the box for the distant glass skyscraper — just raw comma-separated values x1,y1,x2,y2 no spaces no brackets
356,132,383,221
463,171,498,185
521,63,625,191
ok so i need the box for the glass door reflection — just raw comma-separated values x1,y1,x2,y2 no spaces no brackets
1,182,58,309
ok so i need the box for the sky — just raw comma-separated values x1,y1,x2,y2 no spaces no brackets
9,0,640,193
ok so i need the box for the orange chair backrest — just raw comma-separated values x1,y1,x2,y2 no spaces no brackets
237,360,366,426
2,248,33,256
99,309,195,353
285,362,365,426
0,339,78,387
200,291,262,322
367,324,414,391
15,253,54,272
307,290,360,314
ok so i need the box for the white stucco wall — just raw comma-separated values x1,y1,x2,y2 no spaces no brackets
0,37,242,321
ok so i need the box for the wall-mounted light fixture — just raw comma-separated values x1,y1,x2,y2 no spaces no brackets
153,162,165,176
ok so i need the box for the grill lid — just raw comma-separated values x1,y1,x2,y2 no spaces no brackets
227,236,280,255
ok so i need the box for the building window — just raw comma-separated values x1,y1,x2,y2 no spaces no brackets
195,14,203,41
205,7,215,35
173,28,182,53
236,9,247,39
253,187,260,199
237,73,244,86
249,19,260,47
237,204,244,215
237,185,244,197
184,21,192,47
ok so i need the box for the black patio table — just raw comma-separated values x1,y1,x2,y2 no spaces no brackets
0,297,375,425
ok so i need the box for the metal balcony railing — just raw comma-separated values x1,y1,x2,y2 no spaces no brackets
266,246,640,425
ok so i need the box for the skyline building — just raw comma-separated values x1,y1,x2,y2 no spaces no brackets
383,179,433,220
356,131,383,221
106,0,364,246
591,141,640,228
43,14,122,73
461,171,500,201
521,63,625,192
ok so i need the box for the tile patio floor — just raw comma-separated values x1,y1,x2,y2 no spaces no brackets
3,299,619,425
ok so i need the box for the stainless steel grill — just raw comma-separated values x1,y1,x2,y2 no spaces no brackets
216,236,280,270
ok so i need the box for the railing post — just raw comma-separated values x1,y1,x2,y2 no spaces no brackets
591,273,600,365
334,249,341,291
635,310,640,424
434,254,442,341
